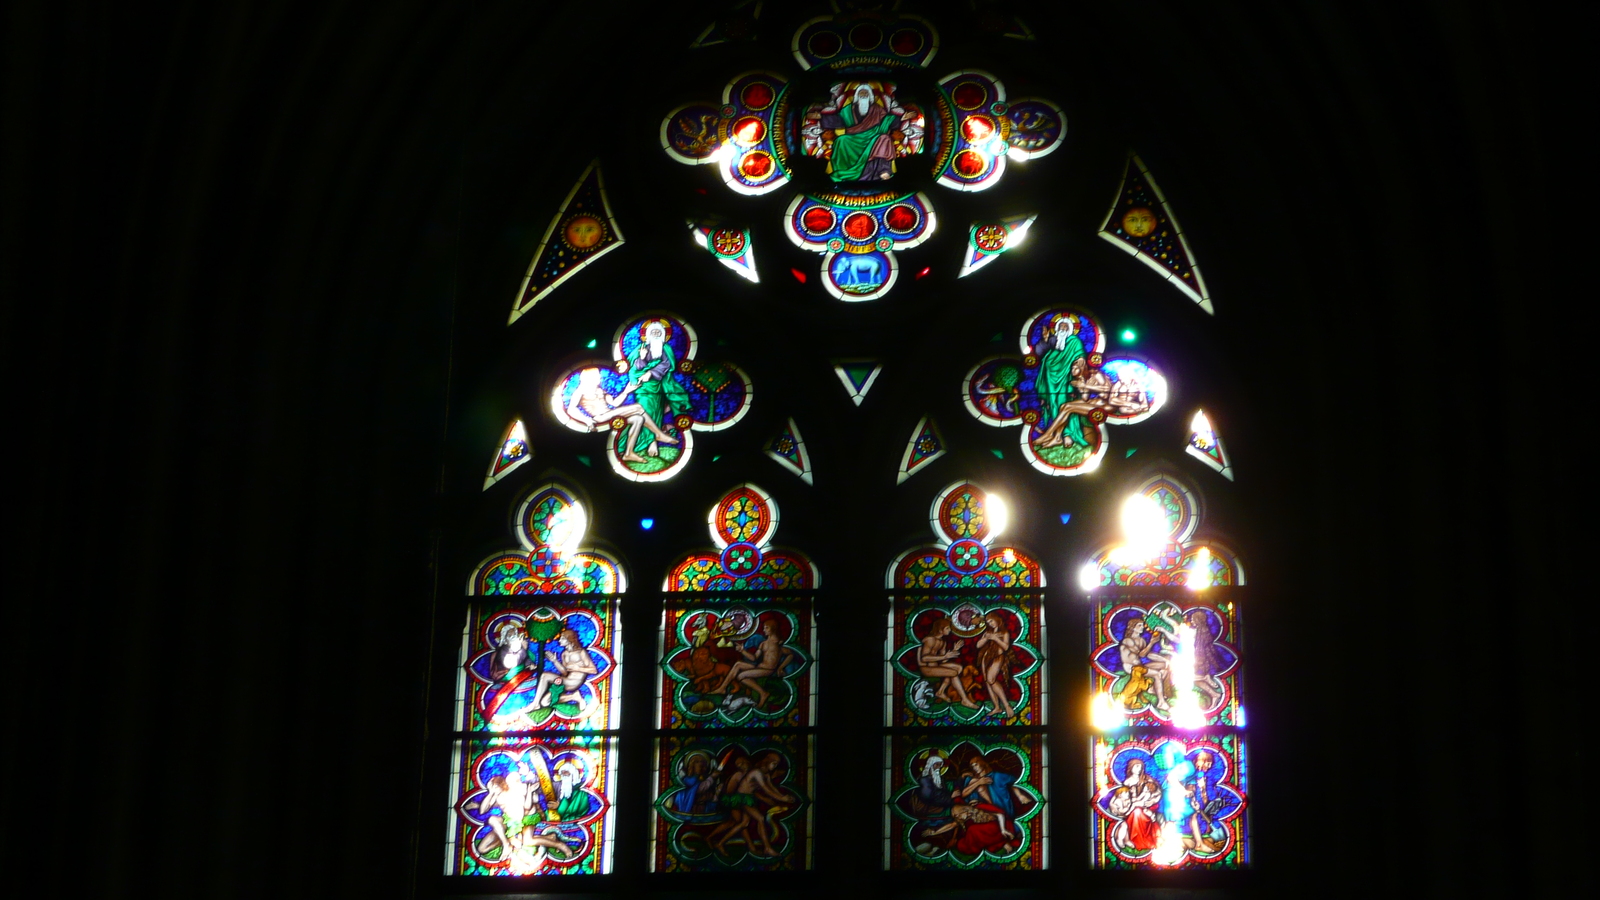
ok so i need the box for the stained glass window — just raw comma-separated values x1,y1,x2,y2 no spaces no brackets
662,8,1065,301
509,161,625,323
652,484,817,872
549,313,753,483
1185,408,1235,480
1097,153,1213,313
897,415,948,484
447,482,624,877
961,307,1168,477
886,482,1048,871
441,5,1263,889
764,416,813,484
484,419,532,490
1085,473,1249,869
959,213,1036,278
831,359,882,406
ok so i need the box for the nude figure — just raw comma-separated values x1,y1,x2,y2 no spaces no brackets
712,620,796,709
565,365,678,463
531,628,598,711
706,752,794,857
973,612,1017,718
916,615,978,708
1119,620,1170,710
478,769,536,859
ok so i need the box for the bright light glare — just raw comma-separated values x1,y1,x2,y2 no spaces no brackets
1151,821,1186,866
712,141,736,165
985,493,1009,538
1091,691,1124,730
1079,562,1101,592
547,503,588,557
1119,493,1168,561
1187,547,1212,591
1007,223,1030,248
1190,409,1217,448
1168,622,1206,729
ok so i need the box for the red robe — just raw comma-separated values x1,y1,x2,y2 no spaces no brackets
953,803,1015,855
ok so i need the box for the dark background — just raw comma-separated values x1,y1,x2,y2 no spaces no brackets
4,1,1558,897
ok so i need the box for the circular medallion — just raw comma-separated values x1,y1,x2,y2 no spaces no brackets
808,30,842,58
562,214,605,250
1023,354,1038,367
738,150,774,180
711,228,746,256
947,538,989,574
953,149,989,177
1021,409,1040,424
720,104,737,118
990,101,1009,115
890,28,923,55
1090,353,1103,366
610,417,626,430
801,206,836,235
826,249,893,298
826,237,845,252
674,414,693,429
974,223,1008,251
1090,408,1107,423
961,115,997,142
938,484,991,542
849,23,883,49
720,541,764,577
884,203,919,233
731,115,766,146
841,211,878,242
875,237,893,251
951,81,987,110
1121,206,1158,238
741,81,774,110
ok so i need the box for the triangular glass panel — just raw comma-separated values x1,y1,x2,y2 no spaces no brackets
1097,153,1213,314
483,419,532,490
690,0,762,48
688,219,759,283
897,415,947,484
958,213,1037,278
1185,408,1234,480
832,360,883,406
765,416,814,485
509,160,625,324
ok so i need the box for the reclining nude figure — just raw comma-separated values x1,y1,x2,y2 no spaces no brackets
565,365,678,463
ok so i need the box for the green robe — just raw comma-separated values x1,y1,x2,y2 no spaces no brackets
826,102,898,182
626,344,690,453
1035,333,1087,440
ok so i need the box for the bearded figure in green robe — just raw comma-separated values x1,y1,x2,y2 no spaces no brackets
1031,314,1093,449
616,319,689,461
816,82,904,182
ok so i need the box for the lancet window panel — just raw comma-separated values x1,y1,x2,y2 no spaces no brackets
657,597,817,730
886,593,1047,728
650,733,815,872
446,480,627,879
885,733,1048,871
447,734,619,876
457,596,624,733
1088,588,1243,729
1089,732,1248,870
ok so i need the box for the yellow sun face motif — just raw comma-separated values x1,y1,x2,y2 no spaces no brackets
1121,206,1158,238
563,214,606,250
